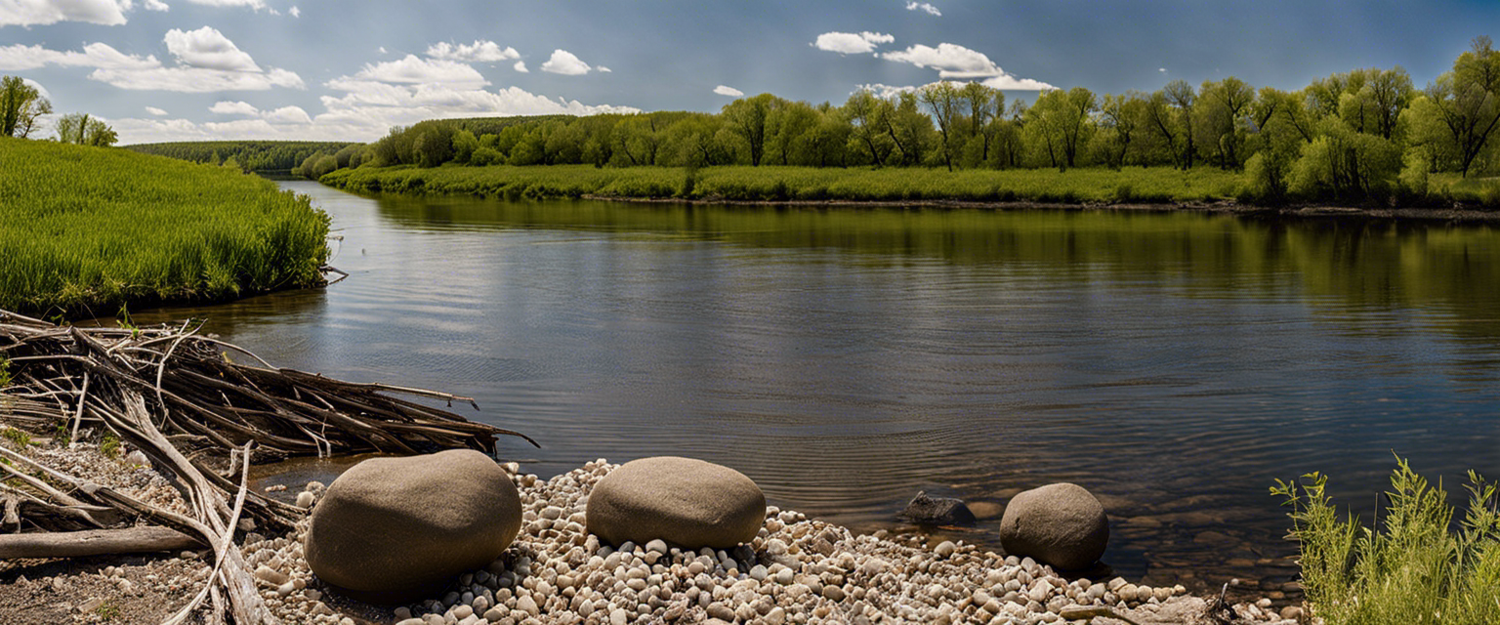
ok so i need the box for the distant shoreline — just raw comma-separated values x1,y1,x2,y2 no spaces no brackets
579,194,1500,223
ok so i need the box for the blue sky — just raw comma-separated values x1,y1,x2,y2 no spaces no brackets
1,0,1494,144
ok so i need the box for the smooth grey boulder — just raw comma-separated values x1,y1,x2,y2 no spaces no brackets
586,456,765,549
998,482,1109,570
305,449,522,602
900,491,977,526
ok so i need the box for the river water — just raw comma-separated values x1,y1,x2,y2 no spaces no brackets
125,180,1500,592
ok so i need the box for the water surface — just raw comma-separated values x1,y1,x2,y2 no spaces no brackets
127,181,1500,592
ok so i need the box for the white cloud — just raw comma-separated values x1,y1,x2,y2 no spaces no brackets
378,46,388,54
881,42,1054,89
354,55,488,88
1159,67,1167,73
262,105,311,124
0,0,130,27
145,106,168,116
713,85,743,97
181,0,266,8
288,5,298,17
812,31,894,55
165,26,261,72
905,2,941,16
425,40,520,63
143,0,169,11
209,100,259,116
0,42,158,71
513,60,528,73
596,66,610,73
91,66,305,91
857,83,917,100
540,49,592,75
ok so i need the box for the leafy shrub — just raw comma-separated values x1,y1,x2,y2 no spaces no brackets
1272,457,1500,625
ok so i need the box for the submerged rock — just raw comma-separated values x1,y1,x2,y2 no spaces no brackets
304,449,522,602
586,456,764,548
899,491,977,526
999,482,1109,570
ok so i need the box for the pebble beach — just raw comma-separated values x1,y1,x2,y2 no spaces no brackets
0,441,1307,624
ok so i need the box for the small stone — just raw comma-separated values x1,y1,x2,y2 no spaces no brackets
255,566,289,586
1281,606,1304,620
609,608,629,625
934,541,957,558
823,585,846,601
707,603,736,621
396,619,426,625
295,491,316,509
76,597,104,613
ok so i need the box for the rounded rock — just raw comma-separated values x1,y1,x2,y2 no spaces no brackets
998,483,1108,571
304,450,523,602
586,456,765,549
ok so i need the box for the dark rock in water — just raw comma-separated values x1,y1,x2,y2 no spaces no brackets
998,482,1108,570
900,491,977,526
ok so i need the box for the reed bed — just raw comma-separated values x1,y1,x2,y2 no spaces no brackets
0,138,331,316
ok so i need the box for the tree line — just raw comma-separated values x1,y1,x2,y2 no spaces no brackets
128,141,358,175
305,37,1500,203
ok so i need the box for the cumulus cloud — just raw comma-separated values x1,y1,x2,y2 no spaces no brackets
540,49,592,75
143,0,169,11
145,106,169,116
91,66,305,91
23,77,49,98
288,5,298,17
856,83,917,100
165,26,261,72
906,2,941,16
812,31,894,55
513,60,528,73
596,66,610,73
0,0,130,27
713,85,744,97
425,40,520,63
209,100,259,116
0,42,159,71
2,29,304,92
880,42,1053,89
354,55,488,88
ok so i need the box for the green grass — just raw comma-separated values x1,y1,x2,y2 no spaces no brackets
1432,174,1500,208
0,137,330,316
321,164,1247,204
1272,458,1500,625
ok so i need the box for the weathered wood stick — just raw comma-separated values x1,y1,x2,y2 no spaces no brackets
0,526,203,558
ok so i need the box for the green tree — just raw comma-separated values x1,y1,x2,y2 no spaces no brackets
843,89,895,166
958,82,1003,167
1196,77,1255,169
451,129,479,165
1416,37,1500,176
919,81,964,171
55,113,117,147
1024,87,1097,170
1163,80,1198,169
722,94,777,166
1,76,51,138
1098,92,1146,168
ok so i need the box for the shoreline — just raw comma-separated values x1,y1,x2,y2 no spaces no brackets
578,193,1500,223
0,437,1305,625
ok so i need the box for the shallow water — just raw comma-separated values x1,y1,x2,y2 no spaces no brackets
124,181,1500,592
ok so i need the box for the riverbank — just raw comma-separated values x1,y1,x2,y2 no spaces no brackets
0,435,1304,625
0,138,330,317
319,163,1500,221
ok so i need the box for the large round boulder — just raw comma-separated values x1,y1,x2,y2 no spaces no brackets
587,456,765,549
998,482,1109,570
305,450,521,602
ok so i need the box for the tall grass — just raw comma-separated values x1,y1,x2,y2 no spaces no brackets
1272,458,1500,625
321,164,1246,204
0,137,330,316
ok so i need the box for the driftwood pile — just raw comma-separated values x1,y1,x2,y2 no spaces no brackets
0,309,536,624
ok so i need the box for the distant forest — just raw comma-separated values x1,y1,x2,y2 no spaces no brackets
194,38,1500,203
128,141,356,174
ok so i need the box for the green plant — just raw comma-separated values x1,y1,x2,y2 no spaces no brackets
95,599,120,621
1,426,31,447
0,356,11,388
100,431,120,459
1272,456,1500,625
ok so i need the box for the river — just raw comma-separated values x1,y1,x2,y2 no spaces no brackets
124,180,1500,593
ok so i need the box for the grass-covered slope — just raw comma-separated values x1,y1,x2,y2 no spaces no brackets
321,164,1248,204
0,137,330,316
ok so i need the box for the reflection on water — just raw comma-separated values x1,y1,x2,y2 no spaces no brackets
120,182,1500,592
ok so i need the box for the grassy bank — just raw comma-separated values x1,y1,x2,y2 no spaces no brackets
0,137,330,316
320,163,1500,208
321,164,1249,204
